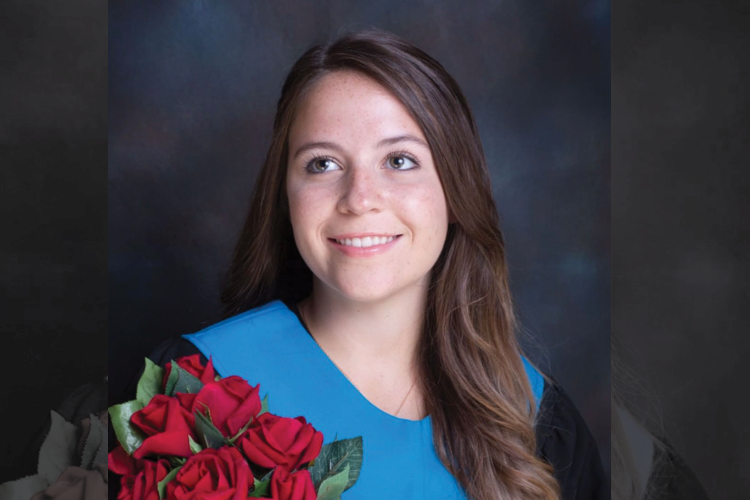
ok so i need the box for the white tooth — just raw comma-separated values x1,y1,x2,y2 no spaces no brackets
380,236,388,244
345,238,352,246
362,236,373,247
352,238,362,247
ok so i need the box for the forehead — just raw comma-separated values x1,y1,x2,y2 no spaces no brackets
288,71,425,147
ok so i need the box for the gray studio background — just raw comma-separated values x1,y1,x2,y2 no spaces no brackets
109,0,610,475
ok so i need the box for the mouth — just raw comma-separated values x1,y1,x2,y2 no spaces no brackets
328,235,401,248
328,234,403,258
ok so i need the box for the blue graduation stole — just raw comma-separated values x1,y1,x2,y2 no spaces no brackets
183,300,546,499
184,300,544,412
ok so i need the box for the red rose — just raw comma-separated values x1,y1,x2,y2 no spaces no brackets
130,394,197,459
108,446,139,476
109,447,171,500
270,468,317,500
237,413,323,472
162,355,217,388
165,447,253,500
188,376,262,437
174,391,198,410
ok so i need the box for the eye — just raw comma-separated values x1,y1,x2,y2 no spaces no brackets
305,156,342,174
386,152,420,171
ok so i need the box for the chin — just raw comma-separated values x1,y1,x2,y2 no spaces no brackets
328,277,402,304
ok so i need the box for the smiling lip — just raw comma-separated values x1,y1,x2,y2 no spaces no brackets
329,232,400,240
328,234,402,257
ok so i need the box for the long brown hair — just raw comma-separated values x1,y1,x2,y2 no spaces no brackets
221,28,560,500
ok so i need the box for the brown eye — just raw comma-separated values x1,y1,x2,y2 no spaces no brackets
387,155,417,170
314,159,333,171
306,157,341,173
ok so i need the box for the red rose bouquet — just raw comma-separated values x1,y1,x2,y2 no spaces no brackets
109,356,363,500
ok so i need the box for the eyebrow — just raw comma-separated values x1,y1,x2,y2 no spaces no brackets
291,134,430,160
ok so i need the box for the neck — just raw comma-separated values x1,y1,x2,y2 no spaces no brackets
300,279,427,379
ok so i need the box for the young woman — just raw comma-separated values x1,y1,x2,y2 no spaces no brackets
115,29,606,500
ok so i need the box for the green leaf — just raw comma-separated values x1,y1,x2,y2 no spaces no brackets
157,465,181,500
172,365,204,395
308,436,363,492
188,435,203,454
37,411,78,485
136,358,165,405
164,361,180,396
258,393,269,416
248,476,271,497
194,410,227,449
108,401,146,455
316,465,349,500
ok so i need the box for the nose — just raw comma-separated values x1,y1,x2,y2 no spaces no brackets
337,166,385,215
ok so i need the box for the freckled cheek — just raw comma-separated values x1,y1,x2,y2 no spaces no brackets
288,185,335,246
397,185,449,241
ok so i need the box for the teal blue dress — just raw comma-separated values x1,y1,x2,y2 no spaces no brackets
183,300,544,499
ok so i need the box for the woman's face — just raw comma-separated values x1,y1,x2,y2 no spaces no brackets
286,71,450,304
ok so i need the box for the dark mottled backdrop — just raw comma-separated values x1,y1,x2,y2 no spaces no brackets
108,0,610,475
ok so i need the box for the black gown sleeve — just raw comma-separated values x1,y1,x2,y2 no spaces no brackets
535,380,610,500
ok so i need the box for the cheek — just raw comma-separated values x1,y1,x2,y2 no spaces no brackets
399,182,450,240
288,181,317,222
287,184,333,248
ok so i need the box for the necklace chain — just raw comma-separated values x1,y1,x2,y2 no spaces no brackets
299,302,416,418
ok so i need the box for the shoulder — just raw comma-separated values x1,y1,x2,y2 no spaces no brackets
521,357,545,412
182,300,305,376
184,300,295,349
146,300,295,370
148,336,207,368
535,379,609,500
116,337,204,404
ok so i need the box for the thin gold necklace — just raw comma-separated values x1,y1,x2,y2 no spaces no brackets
298,302,416,418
